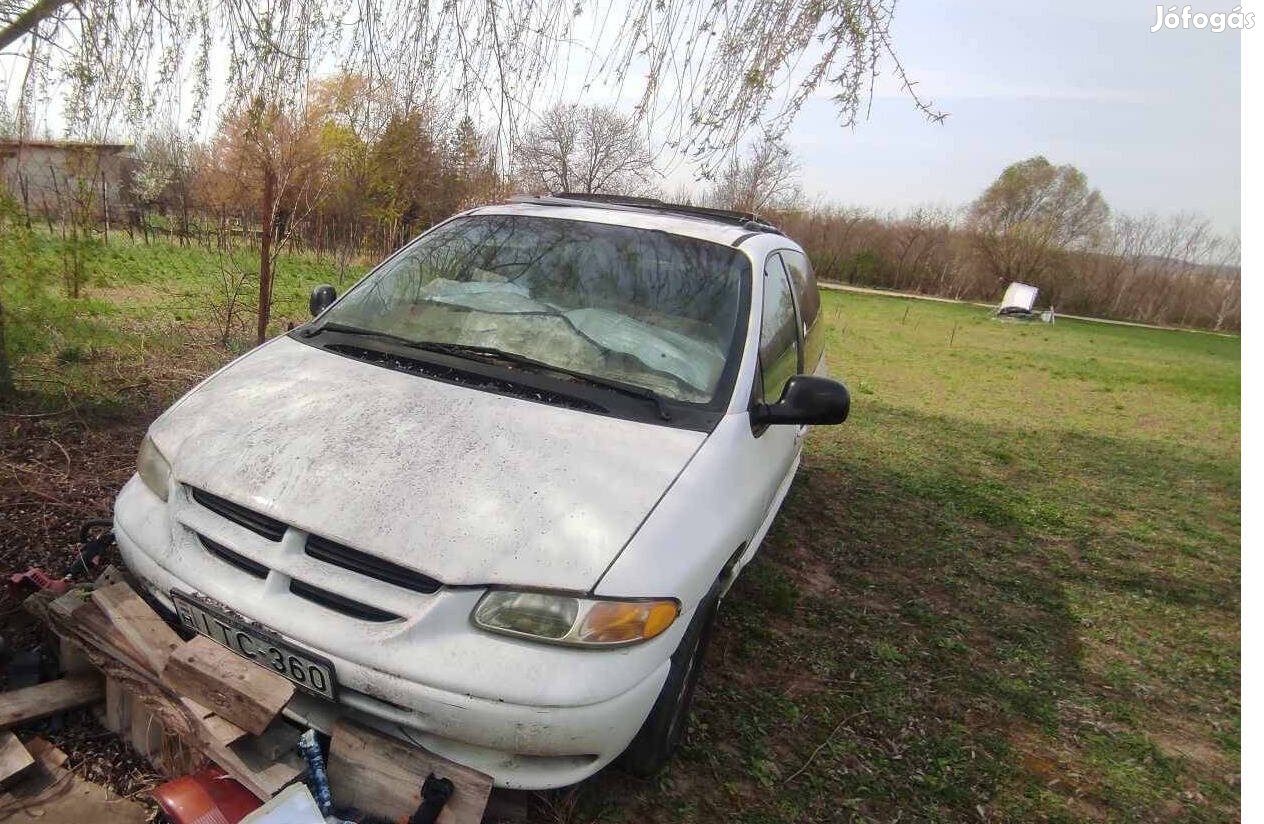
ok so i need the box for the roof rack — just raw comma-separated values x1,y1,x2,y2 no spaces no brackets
508,193,782,235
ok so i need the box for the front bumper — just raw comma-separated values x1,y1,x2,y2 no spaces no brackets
113,475,672,789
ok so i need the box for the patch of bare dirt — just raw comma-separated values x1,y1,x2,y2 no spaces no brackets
1,412,149,571
1,399,166,814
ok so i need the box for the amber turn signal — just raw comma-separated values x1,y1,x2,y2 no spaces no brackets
578,600,679,644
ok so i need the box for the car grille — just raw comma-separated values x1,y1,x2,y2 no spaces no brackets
187,485,439,621
197,533,268,578
305,534,441,594
190,487,287,541
289,580,398,622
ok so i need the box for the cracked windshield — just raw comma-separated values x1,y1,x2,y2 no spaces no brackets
325,214,748,403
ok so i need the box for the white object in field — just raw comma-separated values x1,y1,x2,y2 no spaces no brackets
239,783,323,824
999,282,1039,312
1040,309,1056,324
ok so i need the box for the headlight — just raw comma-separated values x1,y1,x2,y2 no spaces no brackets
137,435,172,501
472,590,679,647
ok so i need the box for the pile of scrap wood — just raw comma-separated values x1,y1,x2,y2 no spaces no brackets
1,567,494,823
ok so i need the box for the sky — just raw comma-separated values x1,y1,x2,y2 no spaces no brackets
767,0,1241,234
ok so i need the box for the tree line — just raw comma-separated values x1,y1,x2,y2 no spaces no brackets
773,158,1238,331
0,97,1240,402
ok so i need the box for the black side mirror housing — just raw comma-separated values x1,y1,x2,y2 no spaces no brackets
309,284,337,317
751,375,851,426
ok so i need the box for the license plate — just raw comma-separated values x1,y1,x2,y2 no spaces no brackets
171,591,337,700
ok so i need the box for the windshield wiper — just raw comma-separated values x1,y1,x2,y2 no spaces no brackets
299,321,424,349
408,341,674,421
304,325,673,421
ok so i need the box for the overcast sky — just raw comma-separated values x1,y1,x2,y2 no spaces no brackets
769,0,1241,234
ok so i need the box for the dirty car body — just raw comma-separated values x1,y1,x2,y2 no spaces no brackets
113,196,850,789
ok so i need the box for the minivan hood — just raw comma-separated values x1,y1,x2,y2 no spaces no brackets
149,336,705,591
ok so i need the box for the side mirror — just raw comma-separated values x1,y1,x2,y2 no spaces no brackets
752,375,850,426
309,284,337,317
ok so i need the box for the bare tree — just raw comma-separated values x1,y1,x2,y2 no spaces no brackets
708,137,801,213
199,97,328,344
967,156,1109,286
515,104,656,195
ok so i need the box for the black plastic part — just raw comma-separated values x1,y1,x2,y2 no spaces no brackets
750,374,851,427
310,284,338,317
191,487,288,541
408,773,455,824
305,534,442,595
65,519,115,578
302,333,729,432
197,534,269,578
288,579,400,622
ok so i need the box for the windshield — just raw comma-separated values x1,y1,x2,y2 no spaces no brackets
322,214,749,404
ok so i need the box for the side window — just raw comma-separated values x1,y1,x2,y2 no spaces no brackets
778,249,824,373
758,255,801,403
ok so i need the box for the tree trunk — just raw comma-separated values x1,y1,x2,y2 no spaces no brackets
256,166,277,346
0,296,14,401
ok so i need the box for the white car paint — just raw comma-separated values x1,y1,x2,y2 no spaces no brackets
113,201,831,789
146,334,705,592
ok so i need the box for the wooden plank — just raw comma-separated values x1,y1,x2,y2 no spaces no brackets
0,675,104,729
94,564,125,588
23,591,287,797
328,719,492,824
91,582,183,674
0,732,35,790
202,714,248,746
129,700,163,761
23,737,68,770
161,636,294,736
103,679,131,734
228,736,304,797
50,590,88,620
28,594,152,676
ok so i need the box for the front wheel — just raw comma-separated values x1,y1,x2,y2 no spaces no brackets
619,586,720,777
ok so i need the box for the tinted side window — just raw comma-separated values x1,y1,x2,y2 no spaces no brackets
759,255,801,403
779,249,824,372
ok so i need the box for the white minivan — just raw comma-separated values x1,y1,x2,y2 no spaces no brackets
114,195,850,789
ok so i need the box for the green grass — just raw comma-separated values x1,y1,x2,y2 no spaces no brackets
577,293,1239,822
2,230,359,406
1,237,1241,821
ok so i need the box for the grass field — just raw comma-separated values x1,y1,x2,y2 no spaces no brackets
1,236,1241,822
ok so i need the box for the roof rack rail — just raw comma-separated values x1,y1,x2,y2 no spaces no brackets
508,193,782,235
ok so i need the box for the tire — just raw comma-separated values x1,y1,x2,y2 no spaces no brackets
619,583,721,777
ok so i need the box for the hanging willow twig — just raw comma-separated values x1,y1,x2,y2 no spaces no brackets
0,0,944,173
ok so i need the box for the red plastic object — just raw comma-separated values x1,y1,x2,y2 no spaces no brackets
152,767,263,824
7,567,70,596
